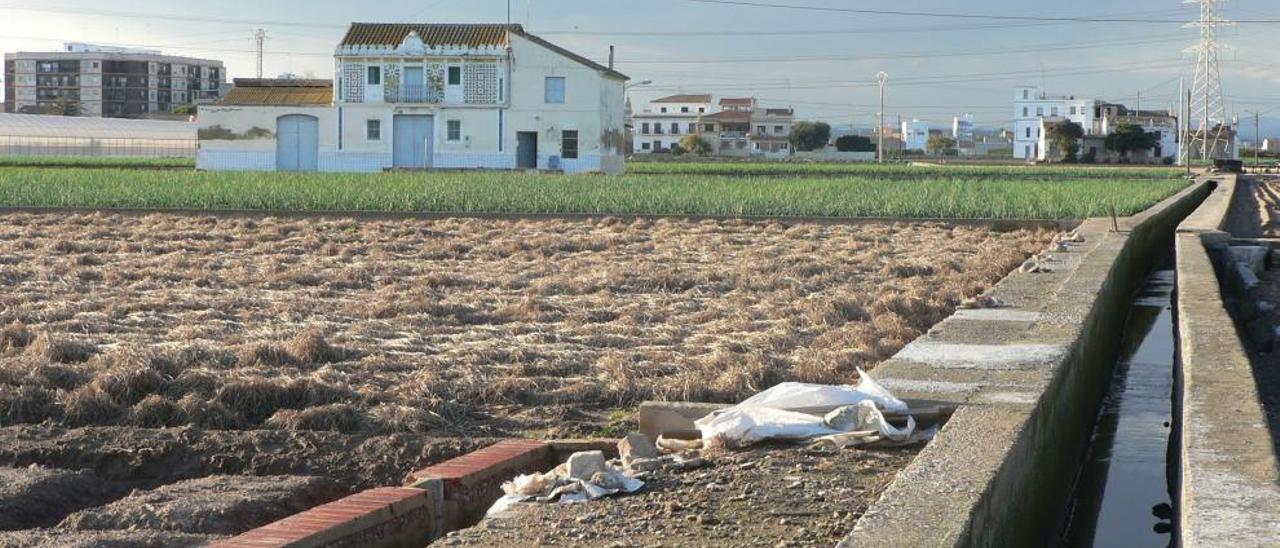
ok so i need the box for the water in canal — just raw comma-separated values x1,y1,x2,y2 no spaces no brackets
1061,268,1176,547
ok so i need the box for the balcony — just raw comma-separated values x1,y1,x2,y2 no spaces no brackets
377,85,441,104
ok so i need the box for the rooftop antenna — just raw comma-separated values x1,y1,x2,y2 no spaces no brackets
253,28,266,79
1186,0,1231,160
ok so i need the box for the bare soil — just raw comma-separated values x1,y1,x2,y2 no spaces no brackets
0,212,1050,543
59,475,345,535
443,445,918,548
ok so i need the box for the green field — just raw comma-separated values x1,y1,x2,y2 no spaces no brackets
627,161,1184,180
0,164,1189,219
0,155,195,169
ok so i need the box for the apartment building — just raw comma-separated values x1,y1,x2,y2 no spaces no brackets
4,43,225,118
630,94,711,153
901,119,930,152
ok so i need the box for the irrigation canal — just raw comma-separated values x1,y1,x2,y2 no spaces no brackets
1061,266,1177,547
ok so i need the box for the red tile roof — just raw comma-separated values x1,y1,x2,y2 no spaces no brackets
653,94,713,104
221,79,333,106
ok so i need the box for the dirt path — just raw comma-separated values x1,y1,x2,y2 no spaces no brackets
442,445,918,548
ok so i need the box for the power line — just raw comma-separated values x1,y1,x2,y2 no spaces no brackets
612,34,1188,65
686,0,1280,24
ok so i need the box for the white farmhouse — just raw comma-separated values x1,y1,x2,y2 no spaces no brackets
1013,86,1093,160
198,23,628,174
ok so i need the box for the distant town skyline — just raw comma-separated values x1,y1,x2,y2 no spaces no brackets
3,0,1280,129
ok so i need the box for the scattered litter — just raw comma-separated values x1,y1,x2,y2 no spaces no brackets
489,450,644,517
1019,259,1046,274
1060,230,1084,243
959,295,1004,309
693,369,934,449
655,436,702,454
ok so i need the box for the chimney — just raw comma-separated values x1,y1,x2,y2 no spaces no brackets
608,46,615,70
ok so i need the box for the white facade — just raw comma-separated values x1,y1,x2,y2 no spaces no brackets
198,24,627,174
631,95,711,154
901,119,929,152
953,114,975,154
1012,86,1093,160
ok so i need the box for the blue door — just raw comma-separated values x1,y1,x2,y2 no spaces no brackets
276,114,318,171
403,67,425,102
393,114,433,168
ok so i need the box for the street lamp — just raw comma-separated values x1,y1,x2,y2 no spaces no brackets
876,72,888,164
626,80,653,91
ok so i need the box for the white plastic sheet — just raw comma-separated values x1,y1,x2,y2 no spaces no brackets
694,369,916,447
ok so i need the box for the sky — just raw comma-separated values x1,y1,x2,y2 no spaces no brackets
3,0,1280,131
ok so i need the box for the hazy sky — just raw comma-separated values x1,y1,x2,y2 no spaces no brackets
3,0,1279,129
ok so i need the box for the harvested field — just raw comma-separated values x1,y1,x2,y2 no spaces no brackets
0,211,1053,542
0,212,1054,437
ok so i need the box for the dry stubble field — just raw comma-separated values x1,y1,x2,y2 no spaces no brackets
0,212,1053,544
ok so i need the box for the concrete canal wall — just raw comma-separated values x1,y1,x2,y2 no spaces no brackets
842,179,1213,547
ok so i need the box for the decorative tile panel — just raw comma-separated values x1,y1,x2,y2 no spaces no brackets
463,61,498,104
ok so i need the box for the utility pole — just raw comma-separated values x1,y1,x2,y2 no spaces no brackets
876,72,888,163
1187,88,1194,175
1256,111,1261,169
254,28,266,79
1137,90,1141,111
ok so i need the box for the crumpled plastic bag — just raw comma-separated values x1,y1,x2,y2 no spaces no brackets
721,369,908,413
694,369,919,447
487,454,644,518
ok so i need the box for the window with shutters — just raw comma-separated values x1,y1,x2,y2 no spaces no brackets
562,130,579,159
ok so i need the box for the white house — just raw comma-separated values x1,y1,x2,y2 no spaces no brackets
901,119,929,152
630,94,711,154
197,23,628,174
1013,86,1093,160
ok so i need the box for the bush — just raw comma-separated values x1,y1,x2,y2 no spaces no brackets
678,134,711,156
790,121,832,152
835,135,875,153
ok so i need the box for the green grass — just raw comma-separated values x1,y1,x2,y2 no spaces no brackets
627,161,1184,180
0,156,195,169
0,166,1190,220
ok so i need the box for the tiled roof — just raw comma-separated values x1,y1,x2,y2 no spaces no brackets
764,108,794,116
341,23,516,48
339,23,627,81
703,111,751,122
720,97,754,105
653,94,712,103
221,79,333,106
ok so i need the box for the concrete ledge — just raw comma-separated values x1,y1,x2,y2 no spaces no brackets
213,487,429,548
843,179,1214,547
1175,175,1280,546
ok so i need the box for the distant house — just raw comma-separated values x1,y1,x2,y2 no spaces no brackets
198,23,628,174
630,94,712,154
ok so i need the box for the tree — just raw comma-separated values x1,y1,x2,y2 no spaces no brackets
679,134,712,156
927,134,957,156
789,121,831,152
835,135,876,152
1046,120,1085,162
1104,123,1159,158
